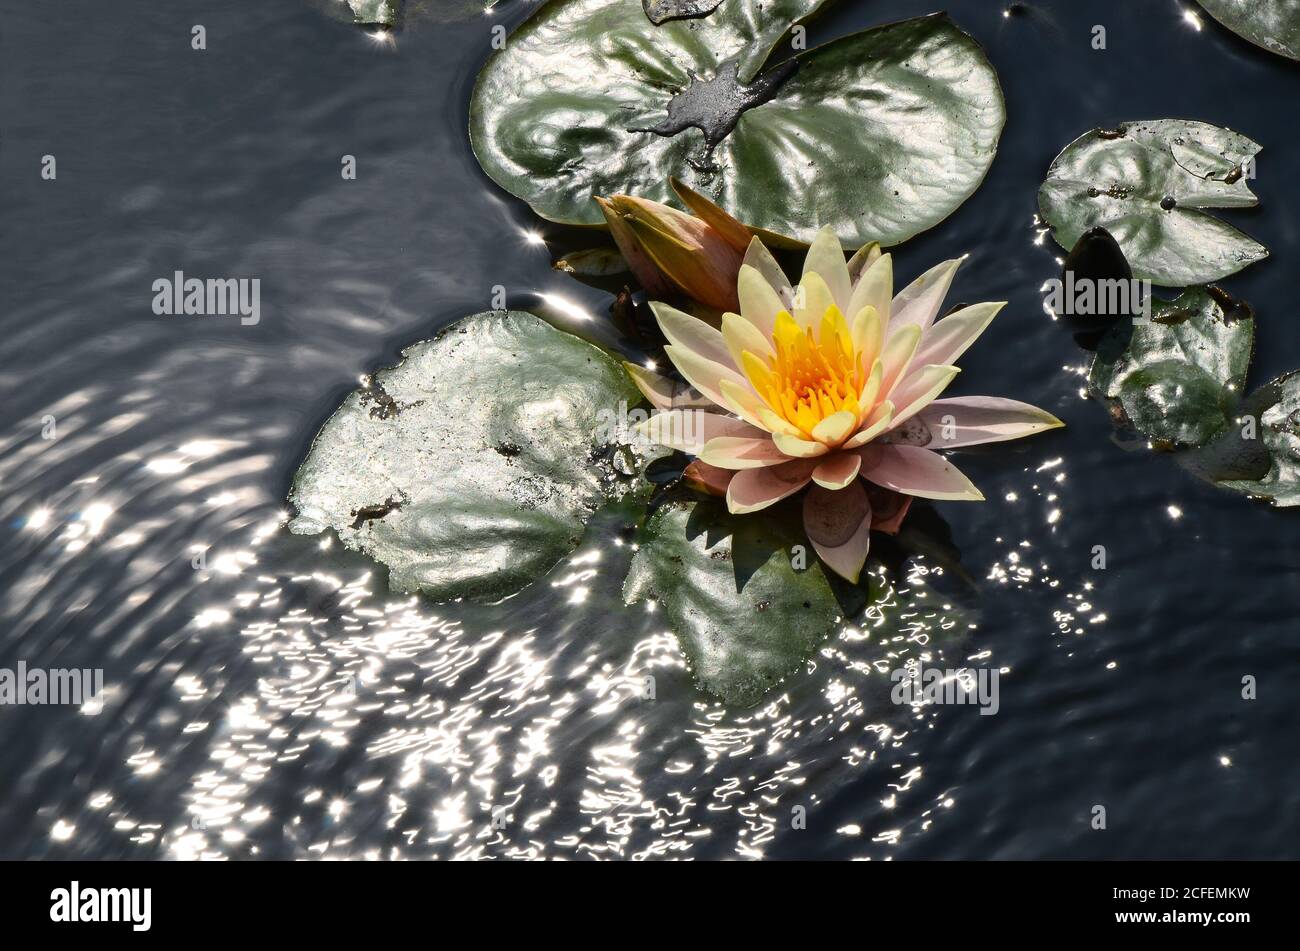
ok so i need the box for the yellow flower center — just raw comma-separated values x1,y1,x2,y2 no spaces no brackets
745,307,865,437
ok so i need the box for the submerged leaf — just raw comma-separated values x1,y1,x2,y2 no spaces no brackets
624,499,867,706
1039,119,1265,286
1217,372,1300,506
1089,287,1253,448
470,4,1004,247
289,311,657,602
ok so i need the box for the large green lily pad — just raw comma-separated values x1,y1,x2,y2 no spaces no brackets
1197,1,1300,61
470,2,1005,248
623,498,868,706
1218,372,1300,506
1089,287,1254,448
1039,120,1265,286
289,311,656,602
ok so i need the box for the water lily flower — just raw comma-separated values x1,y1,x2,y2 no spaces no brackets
595,178,751,311
628,228,1064,583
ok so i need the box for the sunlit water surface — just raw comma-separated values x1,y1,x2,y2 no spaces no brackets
3,0,1299,859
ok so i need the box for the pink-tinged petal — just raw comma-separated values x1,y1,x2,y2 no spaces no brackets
663,344,750,410
910,396,1065,449
793,271,836,330
683,459,734,497
803,481,872,583
846,240,882,284
742,238,796,310
698,436,790,470
866,485,912,535
637,410,764,454
890,257,964,333
811,409,857,446
913,302,1003,367
847,253,893,333
879,323,921,396
651,301,733,370
737,263,787,338
860,445,984,501
802,226,852,314
843,400,895,448
721,311,774,367
888,364,960,428
726,458,818,514
622,363,711,411
755,404,804,438
811,450,862,489
773,431,830,458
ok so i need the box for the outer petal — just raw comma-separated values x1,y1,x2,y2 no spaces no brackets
879,323,921,397
811,450,862,489
889,365,960,428
803,481,872,583
866,485,912,535
737,263,787,338
595,197,677,299
683,459,734,497
890,257,964,334
663,344,749,410
802,226,852,315
860,445,984,501
637,409,764,454
721,311,776,367
846,252,893,333
726,458,818,514
652,301,733,370
622,363,711,411
908,396,1065,449
698,436,791,470
913,302,1003,367
742,238,795,309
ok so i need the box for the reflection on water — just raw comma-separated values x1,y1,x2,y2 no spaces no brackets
6,0,1300,860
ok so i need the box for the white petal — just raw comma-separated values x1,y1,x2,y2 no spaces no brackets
802,226,852,315
891,257,964,333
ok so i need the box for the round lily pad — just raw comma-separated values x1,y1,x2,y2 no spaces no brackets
623,498,868,706
470,2,1005,248
1197,1,1300,61
1039,120,1266,286
289,311,656,602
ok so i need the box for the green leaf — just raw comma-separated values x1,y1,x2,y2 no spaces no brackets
623,498,868,706
1197,1,1300,62
470,3,1005,248
1218,372,1300,506
1088,287,1254,448
289,311,656,602
1038,120,1266,286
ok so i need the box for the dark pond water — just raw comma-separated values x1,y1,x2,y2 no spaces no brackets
3,0,1299,859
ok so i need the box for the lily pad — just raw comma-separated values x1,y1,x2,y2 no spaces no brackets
644,0,723,24
623,498,867,706
1089,287,1253,448
1197,1,1300,61
1038,120,1266,286
1218,372,1300,505
289,311,656,602
469,3,1005,248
